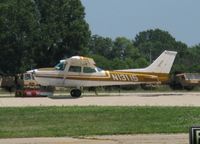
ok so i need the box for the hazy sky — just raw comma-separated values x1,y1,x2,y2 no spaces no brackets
81,0,200,46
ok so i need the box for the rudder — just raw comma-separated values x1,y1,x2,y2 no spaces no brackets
144,50,177,73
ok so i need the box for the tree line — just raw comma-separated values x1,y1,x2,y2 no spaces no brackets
0,0,200,75
89,30,200,74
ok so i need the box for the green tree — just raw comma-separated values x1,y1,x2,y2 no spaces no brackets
0,0,91,74
90,54,111,70
134,29,189,73
134,57,149,68
0,0,39,74
34,0,91,66
134,29,176,62
187,44,200,72
111,37,147,69
111,58,129,70
172,41,189,73
88,35,113,58
112,37,139,60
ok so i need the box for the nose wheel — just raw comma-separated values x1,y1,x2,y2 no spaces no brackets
70,89,82,98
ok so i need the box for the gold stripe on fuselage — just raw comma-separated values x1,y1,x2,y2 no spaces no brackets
35,70,167,83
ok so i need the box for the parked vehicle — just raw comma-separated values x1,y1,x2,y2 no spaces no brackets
1,73,54,97
170,73,200,90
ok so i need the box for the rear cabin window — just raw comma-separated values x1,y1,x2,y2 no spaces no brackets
69,66,81,73
83,67,96,73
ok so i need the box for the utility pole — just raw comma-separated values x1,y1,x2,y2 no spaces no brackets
149,49,152,63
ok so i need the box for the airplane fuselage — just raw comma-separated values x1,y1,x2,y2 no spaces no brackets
33,68,168,88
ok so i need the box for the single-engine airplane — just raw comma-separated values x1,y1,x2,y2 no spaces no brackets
28,50,177,97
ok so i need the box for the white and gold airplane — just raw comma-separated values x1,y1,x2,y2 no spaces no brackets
28,50,177,97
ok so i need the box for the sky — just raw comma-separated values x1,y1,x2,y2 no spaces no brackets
81,0,200,46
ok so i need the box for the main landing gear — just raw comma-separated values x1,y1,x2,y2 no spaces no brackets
70,89,82,98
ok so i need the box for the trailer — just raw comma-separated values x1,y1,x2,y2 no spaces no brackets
170,73,200,90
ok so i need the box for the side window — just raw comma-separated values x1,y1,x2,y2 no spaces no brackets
83,67,96,73
69,66,81,73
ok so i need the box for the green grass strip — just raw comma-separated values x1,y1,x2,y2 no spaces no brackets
0,106,199,138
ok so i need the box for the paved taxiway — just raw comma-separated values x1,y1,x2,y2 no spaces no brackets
0,92,200,107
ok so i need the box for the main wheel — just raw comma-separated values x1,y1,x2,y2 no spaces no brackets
70,89,82,98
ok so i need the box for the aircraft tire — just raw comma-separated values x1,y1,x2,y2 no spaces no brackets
70,89,81,98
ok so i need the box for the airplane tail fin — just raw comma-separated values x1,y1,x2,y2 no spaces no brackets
118,50,177,74
143,50,177,73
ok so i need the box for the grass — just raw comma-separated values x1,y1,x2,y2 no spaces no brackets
0,106,200,138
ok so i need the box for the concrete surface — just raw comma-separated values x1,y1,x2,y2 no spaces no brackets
0,134,188,144
0,92,200,107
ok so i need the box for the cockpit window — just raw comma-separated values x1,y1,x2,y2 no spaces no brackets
69,66,81,73
55,62,66,70
83,67,96,73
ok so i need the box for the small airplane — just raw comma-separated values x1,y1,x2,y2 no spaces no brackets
28,50,177,97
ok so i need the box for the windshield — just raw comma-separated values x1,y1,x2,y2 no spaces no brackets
97,67,103,72
55,62,66,70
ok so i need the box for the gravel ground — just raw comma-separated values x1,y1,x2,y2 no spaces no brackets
0,92,200,107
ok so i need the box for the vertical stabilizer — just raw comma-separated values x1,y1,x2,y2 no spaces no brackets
119,50,177,74
144,50,177,73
